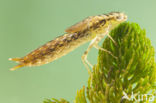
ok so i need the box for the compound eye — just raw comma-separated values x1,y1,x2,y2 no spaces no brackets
116,16,123,21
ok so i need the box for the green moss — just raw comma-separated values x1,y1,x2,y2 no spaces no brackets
43,22,156,103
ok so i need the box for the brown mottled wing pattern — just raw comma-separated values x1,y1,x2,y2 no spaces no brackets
9,32,90,71
23,35,67,64
65,16,104,33
18,33,82,66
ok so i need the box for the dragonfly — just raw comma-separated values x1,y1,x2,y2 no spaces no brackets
9,12,127,75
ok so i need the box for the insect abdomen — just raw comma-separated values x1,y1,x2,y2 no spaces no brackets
9,32,91,70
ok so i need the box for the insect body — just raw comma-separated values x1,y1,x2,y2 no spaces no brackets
9,12,127,74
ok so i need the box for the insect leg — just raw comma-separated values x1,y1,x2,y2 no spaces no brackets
93,35,117,59
107,34,117,45
94,44,117,59
106,25,117,45
81,37,97,75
